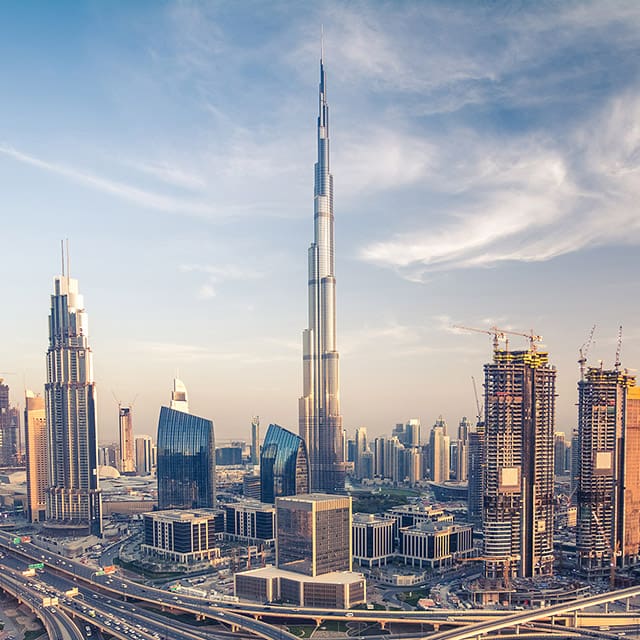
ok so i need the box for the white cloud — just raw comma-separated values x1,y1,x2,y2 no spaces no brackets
359,91,640,279
0,143,222,218
180,263,265,300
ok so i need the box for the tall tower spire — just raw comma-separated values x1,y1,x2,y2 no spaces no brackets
299,48,346,493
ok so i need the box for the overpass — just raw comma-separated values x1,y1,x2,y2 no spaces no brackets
0,572,84,640
425,584,640,639
4,531,640,638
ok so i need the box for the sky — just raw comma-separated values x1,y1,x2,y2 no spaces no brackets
1,1,639,444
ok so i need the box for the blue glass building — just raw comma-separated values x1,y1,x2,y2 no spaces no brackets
260,424,309,504
157,406,215,510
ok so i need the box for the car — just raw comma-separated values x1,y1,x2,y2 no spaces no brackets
345,612,354,617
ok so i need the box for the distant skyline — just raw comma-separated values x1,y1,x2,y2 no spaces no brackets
1,1,639,443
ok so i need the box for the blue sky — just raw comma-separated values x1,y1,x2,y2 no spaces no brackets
1,1,639,443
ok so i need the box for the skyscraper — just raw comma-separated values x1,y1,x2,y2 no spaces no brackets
483,348,556,581
276,493,352,576
25,390,47,522
467,422,484,525
260,423,309,504
251,416,260,465
118,405,135,475
430,421,450,483
157,379,215,510
576,366,640,576
134,434,153,476
299,54,346,493
553,431,567,475
45,266,102,535
0,379,19,466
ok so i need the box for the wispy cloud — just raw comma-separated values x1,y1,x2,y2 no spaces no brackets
179,263,265,299
0,143,220,217
133,340,296,365
359,90,640,279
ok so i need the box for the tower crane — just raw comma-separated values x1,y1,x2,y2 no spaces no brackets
454,325,543,352
471,376,483,426
578,325,596,381
614,325,623,372
454,325,505,351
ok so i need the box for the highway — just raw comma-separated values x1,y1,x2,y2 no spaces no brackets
3,530,640,640
425,584,640,639
0,570,83,640
0,532,299,640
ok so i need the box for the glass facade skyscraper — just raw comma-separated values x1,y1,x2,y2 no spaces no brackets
157,405,215,510
299,54,346,493
260,423,309,504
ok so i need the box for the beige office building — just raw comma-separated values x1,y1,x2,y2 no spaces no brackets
276,493,351,576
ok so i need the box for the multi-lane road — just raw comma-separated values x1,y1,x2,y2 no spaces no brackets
2,530,640,640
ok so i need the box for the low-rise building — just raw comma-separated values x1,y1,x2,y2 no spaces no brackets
352,513,394,568
398,521,473,569
234,565,365,608
141,509,223,564
224,500,276,545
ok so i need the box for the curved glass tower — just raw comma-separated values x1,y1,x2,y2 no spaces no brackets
299,54,346,493
260,423,309,504
157,405,215,510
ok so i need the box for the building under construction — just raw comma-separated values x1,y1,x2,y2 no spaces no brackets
483,348,556,588
576,366,640,579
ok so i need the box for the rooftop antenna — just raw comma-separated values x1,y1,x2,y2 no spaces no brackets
66,237,70,282
60,239,65,277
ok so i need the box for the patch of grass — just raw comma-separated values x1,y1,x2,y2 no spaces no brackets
397,588,430,607
24,630,46,640
320,620,348,631
287,625,315,637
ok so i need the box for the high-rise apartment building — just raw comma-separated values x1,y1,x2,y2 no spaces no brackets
118,406,135,474
251,416,260,465
354,426,368,480
576,367,640,576
157,379,215,510
430,423,450,483
135,435,153,476
45,268,102,535
467,422,484,525
455,417,470,482
260,423,309,504
25,391,47,522
298,56,346,494
554,432,567,475
276,493,351,576
0,379,19,466
483,348,556,581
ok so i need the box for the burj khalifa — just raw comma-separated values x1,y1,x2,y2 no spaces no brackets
299,54,346,493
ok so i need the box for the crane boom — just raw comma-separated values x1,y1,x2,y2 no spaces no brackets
614,325,623,371
578,325,596,381
454,325,542,351
471,376,483,425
